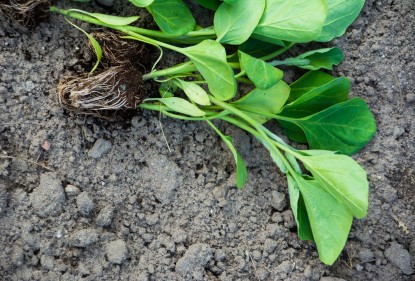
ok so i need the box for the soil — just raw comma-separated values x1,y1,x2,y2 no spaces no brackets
0,0,414,280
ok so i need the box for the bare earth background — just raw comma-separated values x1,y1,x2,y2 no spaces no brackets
0,0,414,280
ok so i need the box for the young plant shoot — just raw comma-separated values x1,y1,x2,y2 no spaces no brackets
51,0,375,265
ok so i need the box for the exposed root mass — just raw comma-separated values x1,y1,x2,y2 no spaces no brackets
58,64,146,116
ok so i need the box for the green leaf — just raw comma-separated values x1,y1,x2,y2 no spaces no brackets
239,38,286,58
206,120,248,188
182,40,236,101
147,0,196,35
316,0,365,42
297,152,369,219
238,51,283,90
233,81,290,124
290,98,377,155
66,20,102,73
294,47,344,70
288,70,344,103
278,71,350,144
129,0,154,7
281,75,350,118
175,79,211,106
155,97,206,117
287,175,314,241
295,176,353,265
68,9,139,26
159,82,176,98
196,0,221,11
214,0,265,45
252,0,327,44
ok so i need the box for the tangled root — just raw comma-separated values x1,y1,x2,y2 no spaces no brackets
0,0,51,27
58,64,146,116
88,32,149,67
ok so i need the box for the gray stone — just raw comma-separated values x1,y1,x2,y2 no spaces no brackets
377,183,398,203
275,260,292,273
40,255,54,271
88,139,112,159
65,184,80,196
96,206,114,227
30,173,65,218
0,183,8,214
320,278,347,281
384,242,413,275
106,239,128,264
97,0,114,7
359,248,375,262
68,229,99,247
410,239,415,258
12,246,24,267
146,213,159,226
271,190,286,211
76,192,94,216
175,243,213,275
264,238,278,254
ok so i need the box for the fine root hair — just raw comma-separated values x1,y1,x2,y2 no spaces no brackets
58,64,146,116
87,31,149,68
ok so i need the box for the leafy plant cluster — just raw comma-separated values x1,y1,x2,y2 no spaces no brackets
51,0,375,265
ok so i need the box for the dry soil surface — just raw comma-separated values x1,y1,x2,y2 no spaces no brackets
0,0,414,280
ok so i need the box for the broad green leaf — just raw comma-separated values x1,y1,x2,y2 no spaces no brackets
288,71,343,102
68,9,139,26
278,72,350,144
175,79,211,106
147,0,196,35
291,98,377,155
252,0,327,44
281,75,350,118
278,121,307,143
214,0,265,45
317,0,365,42
296,176,353,265
196,0,221,11
129,0,154,7
157,97,206,117
182,40,236,101
66,20,102,73
206,120,248,188
287,175,313,240
238,51,283,90
239,38,286,58
293,47,344,70
233,81,290,124
297,152,369,219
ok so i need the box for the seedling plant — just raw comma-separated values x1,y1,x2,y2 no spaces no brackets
51,0,376,265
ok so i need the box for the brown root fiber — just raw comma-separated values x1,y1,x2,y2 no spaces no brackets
58,64,146,115
87,32,150,68
58,31,154,117
0,0,51,27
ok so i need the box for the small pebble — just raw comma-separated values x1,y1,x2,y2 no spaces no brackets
106,239,128,264
96,206,114,227
68,229,99,247
65,184,81,196
76,192,94,216
88,139,112,159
